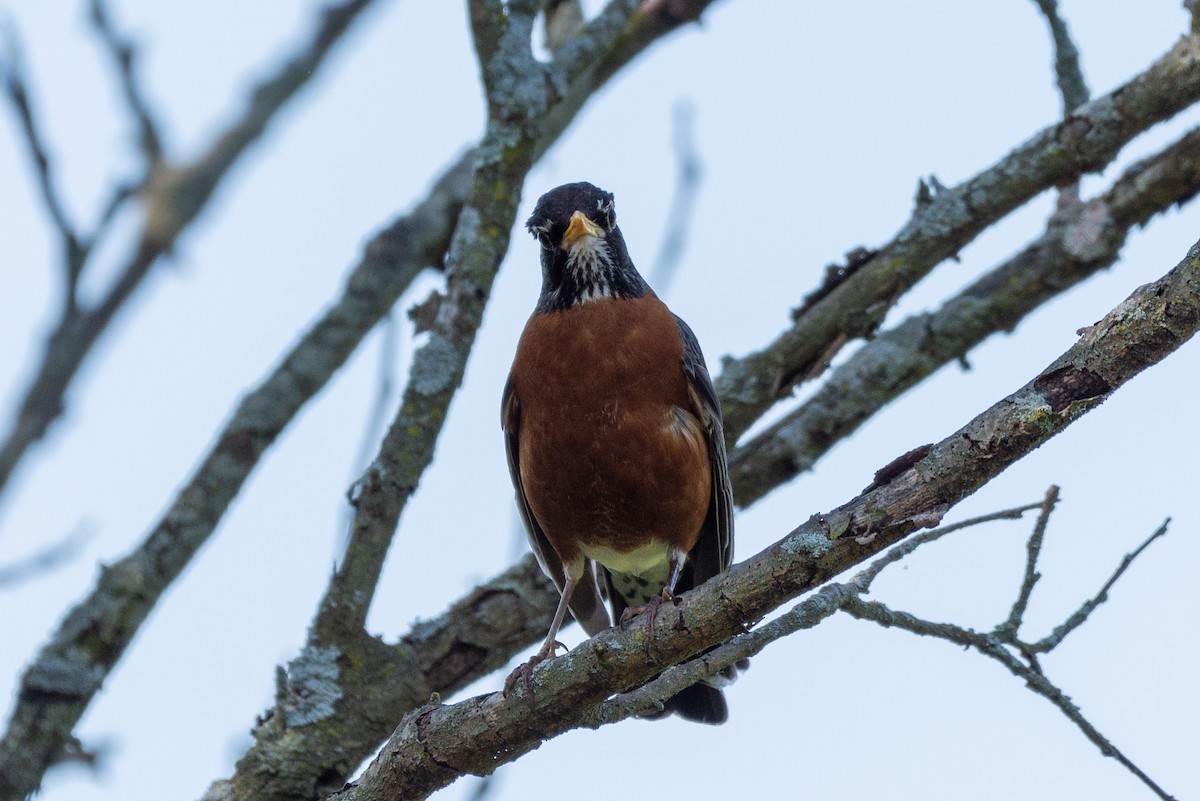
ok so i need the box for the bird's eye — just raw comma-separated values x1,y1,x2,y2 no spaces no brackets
597,198,615,229
529,222,554,250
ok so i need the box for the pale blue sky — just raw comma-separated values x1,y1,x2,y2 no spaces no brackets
1,2,1196,800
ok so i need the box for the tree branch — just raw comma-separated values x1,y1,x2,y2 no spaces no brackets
87,0,163,163
1029,518,1171,654
999,485,1059,636
329,236,1200,801
1031,0,1089,115
648,98,702,294
0,26,86,296
715,33,1200,442
0,526,92,589
730,125,1200,505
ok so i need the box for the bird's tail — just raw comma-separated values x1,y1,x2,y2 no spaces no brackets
663,682,728,725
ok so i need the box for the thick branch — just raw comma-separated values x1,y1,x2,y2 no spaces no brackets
331,238,1200,800
715,33,1200,442
200,558,558,801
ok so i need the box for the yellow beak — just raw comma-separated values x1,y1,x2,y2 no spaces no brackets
561,210,604,249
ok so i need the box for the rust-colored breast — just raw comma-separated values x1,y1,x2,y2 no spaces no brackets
508,296,711,568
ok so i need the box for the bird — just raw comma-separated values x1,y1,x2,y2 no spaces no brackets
501,181,736,724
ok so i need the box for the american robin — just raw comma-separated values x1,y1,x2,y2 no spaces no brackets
502,182,736,724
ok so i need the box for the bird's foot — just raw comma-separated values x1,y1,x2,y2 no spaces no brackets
502,640,566,701
619,590,678,662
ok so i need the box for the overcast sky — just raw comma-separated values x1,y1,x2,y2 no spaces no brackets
1,2,1197,800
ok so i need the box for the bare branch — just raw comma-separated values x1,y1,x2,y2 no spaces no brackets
851,500,1046,592
716,34,1200,442
843,593,1176,800
1030,518,1171,653
587,582,850,726
1031,0,1090,114
0,526,92,589
841,484,1176,797
648,98,703,295
213,556,558,801
87,0,163,163
998,485,1059,636
0,26,86,289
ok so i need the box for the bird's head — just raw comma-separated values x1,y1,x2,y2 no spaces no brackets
525,182,649,311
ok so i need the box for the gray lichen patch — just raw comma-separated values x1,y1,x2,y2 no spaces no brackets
24,653,106,696
904,187,973,244
282,644,343,727
410,333,459,396
782,527,832,559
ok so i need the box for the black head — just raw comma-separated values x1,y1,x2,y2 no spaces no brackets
525,182,650,313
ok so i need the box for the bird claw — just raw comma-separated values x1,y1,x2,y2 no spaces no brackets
502,640,566,701
618,592,678,663
619,589,677,627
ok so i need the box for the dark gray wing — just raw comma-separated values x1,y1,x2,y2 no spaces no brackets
675,315,734,585
502,376,611,636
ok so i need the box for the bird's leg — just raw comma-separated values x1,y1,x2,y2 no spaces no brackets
619,548,686,661
504,560,581,700
660,548,685,602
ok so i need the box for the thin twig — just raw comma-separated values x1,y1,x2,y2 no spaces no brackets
589,582,852,725
843,596,1176,801
339,311,399,557
998,485,1059,636
1031,0,1090,114
852,501,1045,592
0,525,92,589
88,0,163,163
0,26,85,291
843,488,1177,799
1030,518,1171,653
648,98,702,295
